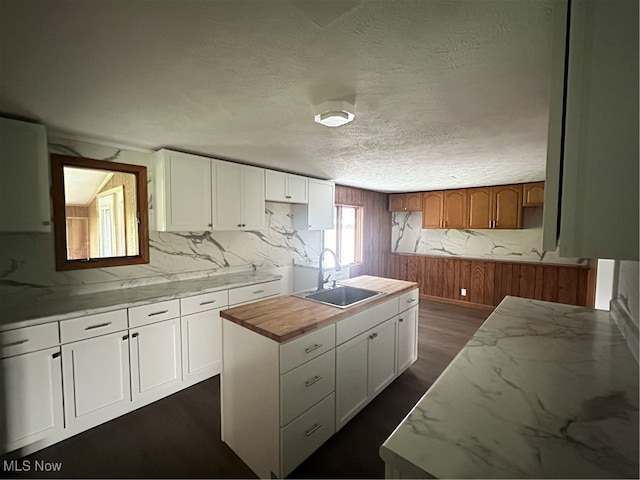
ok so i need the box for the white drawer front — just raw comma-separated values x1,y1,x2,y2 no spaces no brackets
1,323,59,358
180,290,228,316
281,350,335,426
128,299,180,328
281,392,335,478
60,310,128,343
280,324,335,374
228,280,281,306
336,297,398,345
398,288,419,313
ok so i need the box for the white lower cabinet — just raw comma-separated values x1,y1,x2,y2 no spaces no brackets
397,304,419,374
1,347,63,454
181,309,223,384
222,288,419,478
130,318,181,406
336,316,397,431
62,331,131,433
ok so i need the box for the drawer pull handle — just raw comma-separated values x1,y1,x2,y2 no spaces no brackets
407,298,416,303
199,300,217,306
2,339,29,348
148,310,169,317
305,344,323,354
252,290,265,294
52,351,61,359
85,322,112,330
305,375,323,387
305,423,322,436
132,333,139,338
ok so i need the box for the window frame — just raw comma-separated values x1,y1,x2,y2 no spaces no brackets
324,204,364,266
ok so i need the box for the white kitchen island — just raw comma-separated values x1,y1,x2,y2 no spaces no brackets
380,296,639,479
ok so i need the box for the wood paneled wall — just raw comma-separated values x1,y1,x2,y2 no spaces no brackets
335,185,391,278
384,253,594,308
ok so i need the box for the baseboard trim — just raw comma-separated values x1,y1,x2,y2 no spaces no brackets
420,295,495,311
610,296,639,365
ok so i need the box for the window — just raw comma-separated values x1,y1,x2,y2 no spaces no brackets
323,205,363,267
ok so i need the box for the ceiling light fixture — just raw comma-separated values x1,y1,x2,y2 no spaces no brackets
314,100,355,128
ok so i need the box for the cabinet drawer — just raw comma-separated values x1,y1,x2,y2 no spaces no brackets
60,310,128,343
280,324,335,374
128,299,180,328
398,289,419,313
1,323,59,358
336,297,398,345
281,350,335,426
180,290,228,316
228,280,281,306
281,392,335,478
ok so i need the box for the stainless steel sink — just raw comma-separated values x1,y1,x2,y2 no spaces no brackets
296,285,382,308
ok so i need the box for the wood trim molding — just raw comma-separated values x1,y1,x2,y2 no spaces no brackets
421,294,495,311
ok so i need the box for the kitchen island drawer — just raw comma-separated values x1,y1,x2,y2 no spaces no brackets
280,350,335,426
181,290,228,316
398,288,419,313
280,324,335,374
228,280,281,306
128,299,180,328
60,310,128,343
280,392,335,478
1,322,59,358
336,297,398,345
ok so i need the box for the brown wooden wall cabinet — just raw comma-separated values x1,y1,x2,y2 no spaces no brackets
468,184,522,229
384,253,594,309
523,182,544,207
389,193,422,212
421,189,468,229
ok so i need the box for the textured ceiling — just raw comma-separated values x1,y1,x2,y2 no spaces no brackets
0,0,554,193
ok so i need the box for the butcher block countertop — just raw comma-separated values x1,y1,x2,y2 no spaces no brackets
220,275,418,343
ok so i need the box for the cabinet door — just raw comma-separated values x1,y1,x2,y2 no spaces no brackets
388,194,406,212
467,188,492,229
213,161,243,230
335,331,369,430
241,165,266,230
442,189,468,229
0,118,51,232
405,193,422,212
287,174,308,203
307,179,335,229
1,347,63,454
265,170,287,202
397,305,419,374
523,182,544,207
493,184,522,229
62,331,131,432
181,309,222,385
422,191,443,228
162,151,212,231
130,318,181,405
368,317,397,398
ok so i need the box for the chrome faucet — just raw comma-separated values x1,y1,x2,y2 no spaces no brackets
317,248,341,291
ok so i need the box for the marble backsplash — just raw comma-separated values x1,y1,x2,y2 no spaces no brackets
0,137,321,298
392,210,587,265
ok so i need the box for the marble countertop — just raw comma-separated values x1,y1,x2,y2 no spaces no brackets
220,275,417,342
0,272,281,331
380,296,639,479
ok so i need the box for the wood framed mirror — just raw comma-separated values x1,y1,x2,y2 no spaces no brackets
51,153,150,271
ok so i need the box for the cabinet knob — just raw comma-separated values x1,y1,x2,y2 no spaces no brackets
399,318,404,323
132,333,139,338
285,195,291,199
52,351,61,359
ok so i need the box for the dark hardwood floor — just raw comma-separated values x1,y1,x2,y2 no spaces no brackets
4,301,489,479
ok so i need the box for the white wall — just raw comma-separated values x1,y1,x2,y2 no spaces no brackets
0,137,321,298
392,209,586,265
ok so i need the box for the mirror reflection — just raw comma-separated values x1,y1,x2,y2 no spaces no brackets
63,167,138,260
51,154,149,271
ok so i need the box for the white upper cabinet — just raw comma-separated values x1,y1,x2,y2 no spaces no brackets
543,0,639,260
292,178,335,230
265,170,308,204
154,149,213,231
213,161,265,230
0,117,51,232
